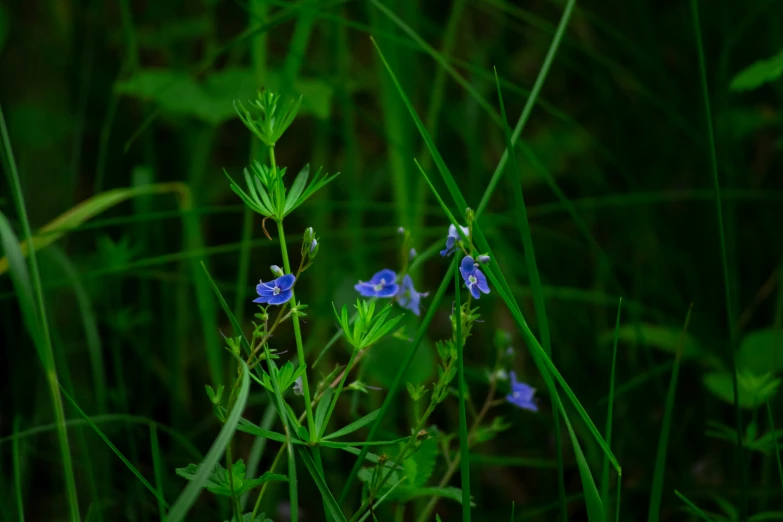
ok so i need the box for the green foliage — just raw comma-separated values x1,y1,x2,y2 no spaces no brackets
334,299,404,351
175,459,286,497
703,371,781,409
737,329,783,376
605,323,705,359
730,50,783,91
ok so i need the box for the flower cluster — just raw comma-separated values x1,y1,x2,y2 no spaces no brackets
355,269,428,316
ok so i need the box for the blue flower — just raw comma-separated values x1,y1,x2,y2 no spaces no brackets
459,256,490,299
254,273,296,305
355,269,399,298
506,371,538,412
440,224,469,257
396,274,428,316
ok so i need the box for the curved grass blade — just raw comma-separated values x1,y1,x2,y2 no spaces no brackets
322,409,379,440
372,34,619,474
690,1,746,516
167,361,250,522
59,386,169,509
674,490,716,521
601,298,623,511
494,67,566,521
297,447,348,522
648,304,693,522
558,402,604,522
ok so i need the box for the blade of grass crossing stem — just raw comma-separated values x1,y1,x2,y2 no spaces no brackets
557,395,604,521
601,299,623,513
339,261,457,502
494,68,566,522
475,0,576,220
298,448,348,522
674,491,716,522
12,417,24,522
454,264,471,521
0,213,80,522
690,1,746,517
59,386,168,508
648,304,693,522
168,361,250,522
150,424,167,522
410,156,620,473
766,400,783,494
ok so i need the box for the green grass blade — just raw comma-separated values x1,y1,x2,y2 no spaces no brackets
766,400,783,494
454,259,471,522
559,400,604,521
648,304,693,522
475,0,577,220
168,361,250,522
690,1,746,516
59,386,169,509
12,417,24,522
601,298,623,512
323,409,379,441
298,447,348,522
339,260,457,502
494,67,566,522
0,103,81,522
150,424,167,522
373,35,619,473
674,491,716,521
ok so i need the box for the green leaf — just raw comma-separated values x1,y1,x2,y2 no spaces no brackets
175,459,286,496
323,409,380,441
394,486,474,506
236,418,290,444
315,388,334,436
604,323,704,359
730,50,783,92
284,164,310,215
167,361,251,522
703,371,781,409
404,437,437,487
737,329,783,376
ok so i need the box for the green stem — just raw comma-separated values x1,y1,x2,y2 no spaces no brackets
270,148,316,442
454,270,471,522
226,444,242,521
320,349,359,439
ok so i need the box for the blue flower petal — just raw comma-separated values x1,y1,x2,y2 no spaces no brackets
267,289,293,305
460,256,476,278
256,285,275,297
275,273,296,291
355,282,378,297
468,282,481,299
374,283,399,298
507,393,538,412
253,295,270,304
474,270,490,294
370,269,396,285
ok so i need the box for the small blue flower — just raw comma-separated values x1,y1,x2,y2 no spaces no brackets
409,248,417,260
254,273,296,305
440,223,469,257
506,371,538,412
459,256,490,299
396,274,428,316
355,269,399,298
477,255,490,265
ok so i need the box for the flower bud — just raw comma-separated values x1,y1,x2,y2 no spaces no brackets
310,238,318,254
397,226,405,234
477,255,490,265
409,248,416,260
465,207,475,225
304,227,314,243
270,265,284,277
293,376,303,396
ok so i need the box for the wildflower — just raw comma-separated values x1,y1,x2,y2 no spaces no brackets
477,255,490,265
355,269,399,298
506,371,538,412
440,223,469,257
293,376,303,396
254,274,296,305
459,256,490,299
409,248,416,260
270,264,284,277
398,226,405,235
396,274,429,316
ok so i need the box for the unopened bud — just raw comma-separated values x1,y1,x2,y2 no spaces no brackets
409,248,416,260
465,207,475,225
477,255,490,265
270,265,284,277
310,238,318,254
397,226,405,234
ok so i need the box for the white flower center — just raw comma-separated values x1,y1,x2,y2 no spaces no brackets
374,279,386,291
468,275,477,285
273,287,281,295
